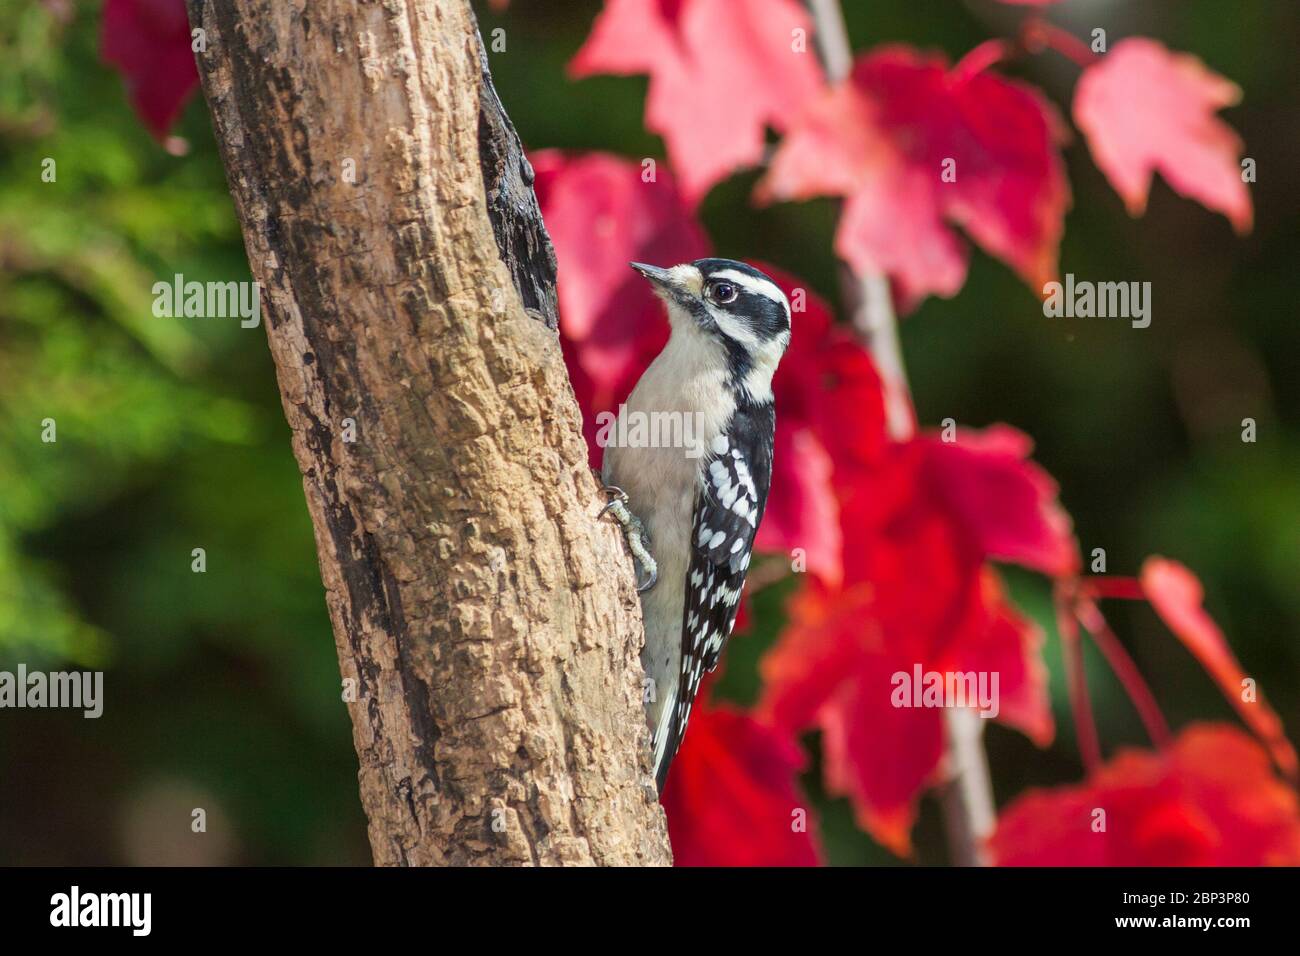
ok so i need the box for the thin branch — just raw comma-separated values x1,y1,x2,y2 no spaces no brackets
805,0,995,865
950,18,1097,80
940,708,996,866
1022,16,1098,68
808,0,853,79
1056,585,1102,773
1077,597,1173,750
950,37,1016,83
838,263,916,438
1083,575,1146,600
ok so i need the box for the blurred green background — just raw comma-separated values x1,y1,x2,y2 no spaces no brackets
0,0,1295,864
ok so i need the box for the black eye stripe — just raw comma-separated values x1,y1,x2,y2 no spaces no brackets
701,286,790,334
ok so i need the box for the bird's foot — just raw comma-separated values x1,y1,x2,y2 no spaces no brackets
598,485,658,593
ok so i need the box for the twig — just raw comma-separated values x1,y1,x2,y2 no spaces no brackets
838,262,916,438
1055,585,1102,772
808,0,853,78
951,16,1097,81
1077,597,1173,750
805,0,995,865
1022,16,1098,68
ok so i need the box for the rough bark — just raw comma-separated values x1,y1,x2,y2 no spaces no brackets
186,0,671,866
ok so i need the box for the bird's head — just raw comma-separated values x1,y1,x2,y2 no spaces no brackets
630,258,792,399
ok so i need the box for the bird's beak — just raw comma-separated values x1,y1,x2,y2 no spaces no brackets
631,262,704,311
629,262,676,289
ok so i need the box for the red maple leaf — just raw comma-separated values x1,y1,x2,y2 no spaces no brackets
839,425,1078,588
758,45,1070,312
991,724,1300,865
760,426,1070,852
1074,38,1252,232
761,571,1051,854
760,580,938,852
662,691,823,866
920,425,1079,578
570,0,825,205
1140,557,1297,779
101,0,199,140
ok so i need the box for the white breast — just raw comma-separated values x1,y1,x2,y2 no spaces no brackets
600,320,735,739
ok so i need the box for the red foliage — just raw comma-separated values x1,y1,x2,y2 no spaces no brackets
571,0,825,205
1140,558,1296,779
1074,39,1253,232
662,689,823,866
759,46,1070,312
101,0,199,140
991,724,1300,866
920,425,1078,578
760,428,1071,852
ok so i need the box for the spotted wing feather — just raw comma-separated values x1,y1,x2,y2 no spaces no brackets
654,402,774,789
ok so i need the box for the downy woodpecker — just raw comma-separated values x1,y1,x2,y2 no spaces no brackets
601,259,791,791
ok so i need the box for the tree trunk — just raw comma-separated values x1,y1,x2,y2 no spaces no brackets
186,0,671,866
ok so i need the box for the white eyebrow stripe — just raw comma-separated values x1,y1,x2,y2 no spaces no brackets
711,269,788,310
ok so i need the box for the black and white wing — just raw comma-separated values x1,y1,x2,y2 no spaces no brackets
654,402,774,790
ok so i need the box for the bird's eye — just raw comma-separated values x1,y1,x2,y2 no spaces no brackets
707,280,738,304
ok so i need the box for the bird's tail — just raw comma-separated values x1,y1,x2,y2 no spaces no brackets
650,677,680,793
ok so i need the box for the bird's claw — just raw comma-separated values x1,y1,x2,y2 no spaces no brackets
597,484,629,519
598,484,658,593
635,558,658,594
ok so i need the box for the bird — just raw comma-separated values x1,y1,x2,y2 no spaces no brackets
600,258,791,792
